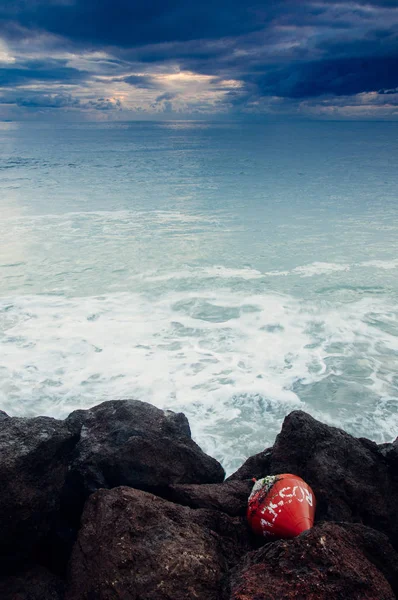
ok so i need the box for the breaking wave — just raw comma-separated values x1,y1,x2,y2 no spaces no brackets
1,286,397,474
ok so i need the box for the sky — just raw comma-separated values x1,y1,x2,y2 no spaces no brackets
0,0,397,120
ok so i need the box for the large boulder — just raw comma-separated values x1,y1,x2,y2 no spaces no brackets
230,411,398,547
64,400,225,515
270,411,397,543
230,522,398,600
0,411,80,571
66,486,250,600
0,400,224,574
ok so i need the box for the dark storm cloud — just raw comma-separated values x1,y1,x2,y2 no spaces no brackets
1,0,398,116
2,0,392,48
85,97,122,110
0,58,86,87
0,90,121,110
0,91,81,108
0,0,273,46
155,92,176,103
123,74,159,89
246,56,398,99
153,91,176,112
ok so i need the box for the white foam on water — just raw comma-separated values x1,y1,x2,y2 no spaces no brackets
264,260,398,279
0,209,230,228
293,262,351,277
264,270,290,277
130,260,398,283
128,260,398,285
130,266,264,282
0,288,397,473
360,259,398,270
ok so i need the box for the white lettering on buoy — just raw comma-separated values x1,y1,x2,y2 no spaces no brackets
304,489,313,507
279,486,293,498
254,480,314,532
260,518,274,529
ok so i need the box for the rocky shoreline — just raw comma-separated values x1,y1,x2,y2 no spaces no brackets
1,400,398,599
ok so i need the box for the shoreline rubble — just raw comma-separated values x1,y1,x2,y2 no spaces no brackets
1,399,397,599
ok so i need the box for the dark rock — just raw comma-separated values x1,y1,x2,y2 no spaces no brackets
382,437,398,469
191,510,253,570
163,479,253,516
0,413,80,572
230,522,398,600
66,486,249,600
227,448,272,481
229,411,398,549
268,411,398,547
64,400,224,512
0,566,65,600
341,523,398,595
0,399,224,576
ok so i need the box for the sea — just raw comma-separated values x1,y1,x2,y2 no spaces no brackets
0,119,397,474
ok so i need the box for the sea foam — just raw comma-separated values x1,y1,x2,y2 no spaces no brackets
0,288,397,474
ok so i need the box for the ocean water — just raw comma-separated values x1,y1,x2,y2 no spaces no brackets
0,120,397,474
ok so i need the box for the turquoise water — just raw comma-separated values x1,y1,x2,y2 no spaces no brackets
1,120,398,473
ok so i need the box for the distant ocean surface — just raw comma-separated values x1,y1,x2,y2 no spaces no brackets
1,120,398,474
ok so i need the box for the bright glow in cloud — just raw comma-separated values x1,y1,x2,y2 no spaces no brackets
0,39,15,64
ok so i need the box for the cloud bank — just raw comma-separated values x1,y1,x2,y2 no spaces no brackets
0,0,397,119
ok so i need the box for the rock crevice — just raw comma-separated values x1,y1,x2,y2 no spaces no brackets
0,402,397,599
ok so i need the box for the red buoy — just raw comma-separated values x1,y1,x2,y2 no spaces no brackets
247,474,316,539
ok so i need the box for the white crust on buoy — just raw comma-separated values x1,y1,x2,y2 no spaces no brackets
249,475,277,500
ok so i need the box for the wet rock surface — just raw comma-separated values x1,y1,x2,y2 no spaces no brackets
269,411,398,547
66,486,243,600
1,401,398,599
0,412,80,571
0,399,224,575
163,479,253,516
230,522,398,600
66,400,225,503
